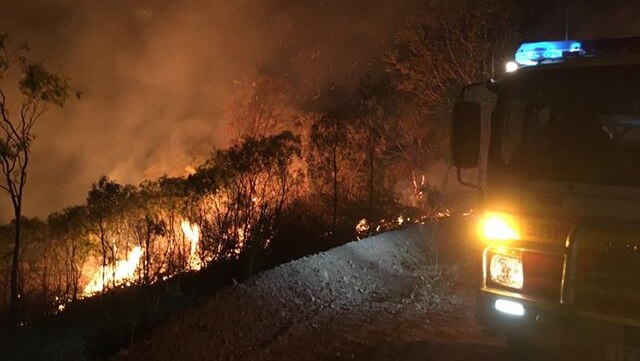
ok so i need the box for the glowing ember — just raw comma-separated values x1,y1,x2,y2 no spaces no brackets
181,220,202,270
83,246,143,296
435,208,451,219
355,218,369,238
412,173,426,199
236,227,246,254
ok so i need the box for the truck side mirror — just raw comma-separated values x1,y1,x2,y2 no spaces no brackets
451,101,481,168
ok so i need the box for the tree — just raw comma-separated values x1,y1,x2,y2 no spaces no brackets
86,176,134,293
386,0,517,110
156,176,190,273
48,206,91,301
353,75,395,219
15,217,48,313
130,181,166,285
384,0,518,205
190,131,301,273
0,34,70,324
310,93,353,236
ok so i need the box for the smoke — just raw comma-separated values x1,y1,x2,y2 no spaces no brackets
0,0,419,220
6,0,638,221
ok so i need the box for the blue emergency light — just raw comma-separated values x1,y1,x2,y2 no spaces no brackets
514,40,583,66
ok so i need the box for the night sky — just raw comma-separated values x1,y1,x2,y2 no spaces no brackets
521,0,640,40
0,0,639,220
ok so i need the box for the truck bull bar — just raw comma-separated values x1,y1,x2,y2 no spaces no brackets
561,221,640,327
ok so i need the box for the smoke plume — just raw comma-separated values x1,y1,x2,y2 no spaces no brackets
2,0,639,220
0,0,419,220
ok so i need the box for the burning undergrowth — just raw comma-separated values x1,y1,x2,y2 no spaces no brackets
354,209,453,240
0,89,457,361
0,131,305,322
81,219,202,297
0,127,450,324
0,65,461,336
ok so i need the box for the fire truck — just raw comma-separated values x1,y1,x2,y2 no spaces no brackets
451,38,640,360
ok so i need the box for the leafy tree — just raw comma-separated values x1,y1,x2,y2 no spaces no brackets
184,166,222,265
86,176,134,292
384,0,517,206
0,34,70,324
48,206,91,302
384,99,449,201
309,89,355,235
353,75,396,219
192,131,301,273
157,176,191,272
130,181,166,284
386,0,517,110
15,218,48,314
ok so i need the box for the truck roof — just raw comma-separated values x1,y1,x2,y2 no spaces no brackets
507,36,640,75
514,53,640,74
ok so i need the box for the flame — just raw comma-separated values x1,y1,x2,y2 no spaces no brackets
83,246,143,296
236,227,245,254
185,165,197,175
181,220,202,270
413,173,426,199
355,218,369,237
435,208,451,219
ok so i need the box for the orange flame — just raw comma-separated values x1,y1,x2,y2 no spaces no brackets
181,220,202,270
82,246,143,296
355,218,369,238
81,220,203,297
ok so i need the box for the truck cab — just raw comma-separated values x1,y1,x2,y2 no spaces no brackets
452,38,640,360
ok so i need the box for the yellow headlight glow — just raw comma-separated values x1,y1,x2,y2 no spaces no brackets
482,213,520,241
489,253,524,289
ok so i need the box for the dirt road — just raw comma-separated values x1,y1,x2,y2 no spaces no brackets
116,221,507,361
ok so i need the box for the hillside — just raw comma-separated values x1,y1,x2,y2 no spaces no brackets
116,221,506,361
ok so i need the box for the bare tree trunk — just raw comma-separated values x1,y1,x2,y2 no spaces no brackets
42,254,49,305
71,242,78,301
144,229,151,285
9,204,21,325
64,242,71,301
99,222,108,295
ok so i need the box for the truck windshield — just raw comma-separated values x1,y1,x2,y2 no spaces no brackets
491,65,640,187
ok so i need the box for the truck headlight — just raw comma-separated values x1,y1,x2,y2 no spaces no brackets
489,252,524,289
482,212,520,242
